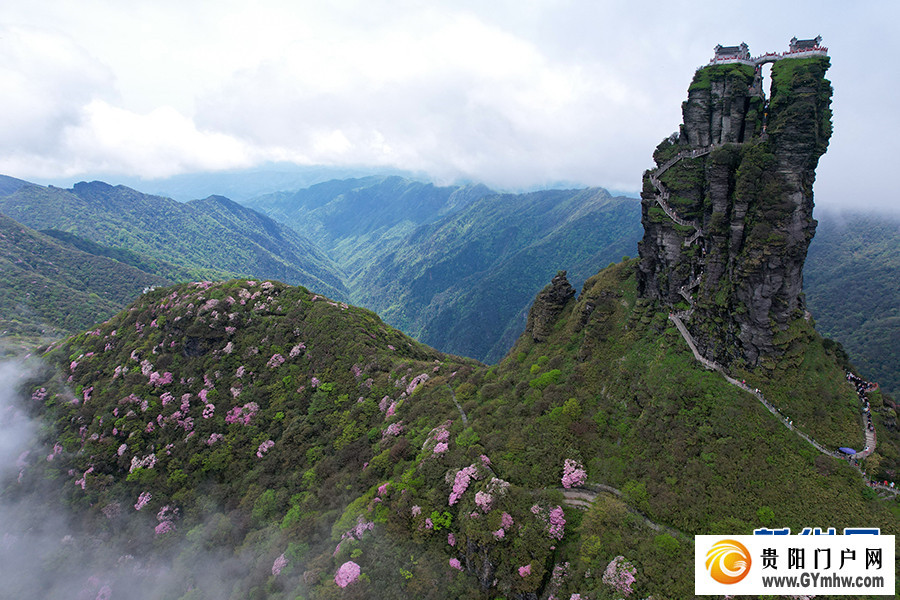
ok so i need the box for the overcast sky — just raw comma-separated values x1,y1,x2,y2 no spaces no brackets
1,1,897,209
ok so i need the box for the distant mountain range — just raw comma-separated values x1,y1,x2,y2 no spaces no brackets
0,173,896,398
0,212,170,346
0,180,347,297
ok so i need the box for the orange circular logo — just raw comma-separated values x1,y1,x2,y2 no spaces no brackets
705,539,752,584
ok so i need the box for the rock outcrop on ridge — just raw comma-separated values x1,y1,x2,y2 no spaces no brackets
637,53,832,367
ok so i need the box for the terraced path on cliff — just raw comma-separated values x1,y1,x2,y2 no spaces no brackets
647,145,713,246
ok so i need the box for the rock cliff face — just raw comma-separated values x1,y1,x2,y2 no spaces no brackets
637,57,832,366
525,271,575,342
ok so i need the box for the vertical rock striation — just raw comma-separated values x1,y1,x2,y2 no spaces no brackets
637,55,832,367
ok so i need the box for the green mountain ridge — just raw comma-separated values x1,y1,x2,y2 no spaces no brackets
10,262,898,599
805,209,900,398
0,181,348,299
244,178,643,363
0,213,171,348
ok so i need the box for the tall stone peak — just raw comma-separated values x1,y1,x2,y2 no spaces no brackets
637,48,832,367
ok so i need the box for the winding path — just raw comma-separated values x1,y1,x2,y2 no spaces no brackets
558,486,692,543
447,384,469,428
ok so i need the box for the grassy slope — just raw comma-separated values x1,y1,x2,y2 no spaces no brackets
19,261,898,600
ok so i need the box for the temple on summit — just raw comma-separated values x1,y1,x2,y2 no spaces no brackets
708,36,827,66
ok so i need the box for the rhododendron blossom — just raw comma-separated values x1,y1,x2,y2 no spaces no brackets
501,512,514,529
154,521,175,535
493,528,505,539
449,558,463,571
267,353,285,368
256,440,274,458
411,505,421,516
561,458,587,489
602,556,637,596
272,553,288,576
433,442,448,455
334,561,361,588
382,421,403,438
406,373,429,395
449,465,479,505
448,533,456,546
134,492,151,511
225,402,259,425
519,565,531,577
547,506,566,540
474,491,493,512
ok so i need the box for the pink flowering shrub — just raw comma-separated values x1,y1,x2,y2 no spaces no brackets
448,465,479,505
225,402,259,425
433,442,449,455
134,491,151,511
272,553,288,576
493,528,505,539
561,458,587,488
155,520,175,536
547,506,566,540
289,343,306,357
411,505,421,516
602,556,637,596
448,533,455,546
501,512,514,528
202,403,215,419
406,373,429,395
149,371,173,387
382,421,404,438
474,491,493,512
334,561,361,588
449,558,463,571
256,440,274,458
266,353,285,368
518,564,532,577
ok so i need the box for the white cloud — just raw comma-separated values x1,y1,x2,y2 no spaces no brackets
1,1,899,208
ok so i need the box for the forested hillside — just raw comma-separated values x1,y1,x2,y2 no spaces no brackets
10,262,897,599
0,182,347,299
0,213,170,348
245,178,642,362
805,210,900,398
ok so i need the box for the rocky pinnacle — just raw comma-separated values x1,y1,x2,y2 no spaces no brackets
637,54,832,367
